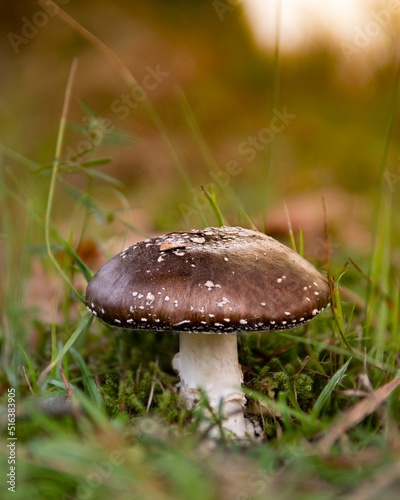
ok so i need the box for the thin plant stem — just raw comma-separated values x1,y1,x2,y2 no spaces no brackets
45,58,83,301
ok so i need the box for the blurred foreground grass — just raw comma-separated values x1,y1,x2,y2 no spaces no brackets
1,2,400,499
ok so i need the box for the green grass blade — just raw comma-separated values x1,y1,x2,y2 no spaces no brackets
284,203,297,252
19,346,40,393
44,59,82,301
201,186,226,227
298,226,304,257
69,347,103,409
38,312,93,385
311,358,351,418
0,142,42,171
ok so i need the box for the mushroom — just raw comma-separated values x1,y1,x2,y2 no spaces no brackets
86,226,330,438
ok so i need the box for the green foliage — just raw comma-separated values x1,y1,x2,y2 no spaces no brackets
1,3,400,498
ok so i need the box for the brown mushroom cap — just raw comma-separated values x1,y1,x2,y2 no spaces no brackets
86,226,330,332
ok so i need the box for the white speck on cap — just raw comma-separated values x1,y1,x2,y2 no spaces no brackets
146,292,155,304
216,297,230,307
173,320,191,326
190,236,206,244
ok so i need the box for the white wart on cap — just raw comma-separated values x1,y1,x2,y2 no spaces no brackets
86,226,330,438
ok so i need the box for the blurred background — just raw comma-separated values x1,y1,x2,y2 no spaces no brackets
1,0,400,316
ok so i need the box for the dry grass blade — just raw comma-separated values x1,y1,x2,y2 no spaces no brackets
316,376,400,455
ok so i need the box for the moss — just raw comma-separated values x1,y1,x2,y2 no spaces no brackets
100,360,183,425
248,356,321,415
155,390,189,425
293,373,314,409
101,375,120,418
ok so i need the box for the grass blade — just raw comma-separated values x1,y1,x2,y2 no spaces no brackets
201,186,226,227
311,358,351,418
44,58,82,300
69,347,103,409
38,312,93,385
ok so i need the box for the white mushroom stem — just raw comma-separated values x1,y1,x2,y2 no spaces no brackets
172,332,250,438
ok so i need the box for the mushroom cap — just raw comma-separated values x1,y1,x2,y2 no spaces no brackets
86,226,330,333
